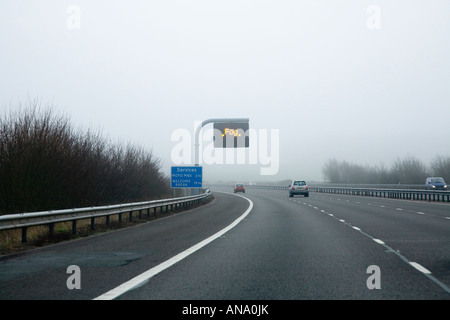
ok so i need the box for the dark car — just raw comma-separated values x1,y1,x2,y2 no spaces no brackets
234,183,245,193
288,180,309,197
425,177,447,190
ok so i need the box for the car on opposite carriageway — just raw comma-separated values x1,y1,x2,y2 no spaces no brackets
425,177,447,190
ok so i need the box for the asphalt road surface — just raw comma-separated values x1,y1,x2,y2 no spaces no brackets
1,186,449,301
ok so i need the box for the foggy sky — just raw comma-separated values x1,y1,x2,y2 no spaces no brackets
1,1,449,183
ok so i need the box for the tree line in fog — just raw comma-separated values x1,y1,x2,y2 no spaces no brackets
321,155,450,184
0,102,171,215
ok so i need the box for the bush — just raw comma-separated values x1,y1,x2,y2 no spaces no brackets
321,156,432,184
0,101,171,215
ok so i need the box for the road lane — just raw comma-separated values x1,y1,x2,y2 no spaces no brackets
288,190,450,291
1,187,449,300
245,187,450,293
0,192,249,299
118,188,450,299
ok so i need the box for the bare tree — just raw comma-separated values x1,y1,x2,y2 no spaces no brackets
430,154,450,181
390,156,429,184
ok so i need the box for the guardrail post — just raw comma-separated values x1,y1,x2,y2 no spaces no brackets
72,220,77,235
49,223,55,239
91,217,95,230
129,211,133,222
21,227,27,243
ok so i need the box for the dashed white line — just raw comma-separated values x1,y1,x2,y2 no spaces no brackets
410,262,432,274
285,194,450,294
373,239,385,245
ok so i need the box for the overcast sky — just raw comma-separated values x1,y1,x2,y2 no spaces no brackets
1,1,449,183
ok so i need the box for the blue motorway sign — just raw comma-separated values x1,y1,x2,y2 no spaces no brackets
171,166,202,188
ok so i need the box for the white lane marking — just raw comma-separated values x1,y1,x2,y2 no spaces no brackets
379,205,385,208
417,212,425,215
410,262,432,274
94,193,253,300
301,197,450,295
396,208,403,211
281,193,450,294
373,239,385,245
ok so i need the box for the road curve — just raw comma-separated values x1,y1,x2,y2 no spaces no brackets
1,187,449,300
0,192,249,300
118,187,450,300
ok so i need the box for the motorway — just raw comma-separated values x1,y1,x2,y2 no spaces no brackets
0,186,449,300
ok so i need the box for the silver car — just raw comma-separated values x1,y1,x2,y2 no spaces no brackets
289,180,309,197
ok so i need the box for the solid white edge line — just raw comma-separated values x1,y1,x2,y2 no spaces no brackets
94,193,253,300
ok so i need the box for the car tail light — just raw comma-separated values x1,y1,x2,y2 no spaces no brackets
306,186,308,190
292,186,295,190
